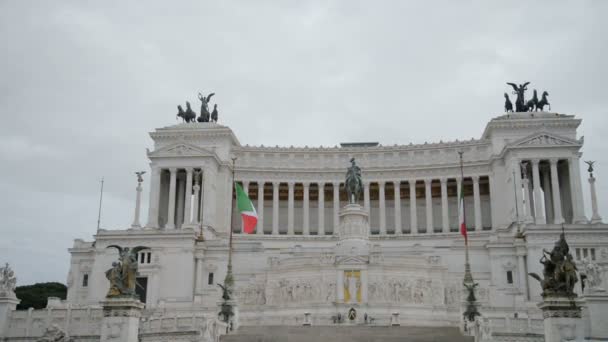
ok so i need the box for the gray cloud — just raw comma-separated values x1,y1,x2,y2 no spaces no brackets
1,0,607,284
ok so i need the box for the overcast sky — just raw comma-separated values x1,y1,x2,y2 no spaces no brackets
1,1,607,285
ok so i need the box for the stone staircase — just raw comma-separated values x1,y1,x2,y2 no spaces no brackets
220,326,474,342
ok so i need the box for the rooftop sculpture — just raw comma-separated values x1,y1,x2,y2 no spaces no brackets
0,262,17,297
529,232,579,297
504,82,550,112
344,158,363,204
175,92,220,123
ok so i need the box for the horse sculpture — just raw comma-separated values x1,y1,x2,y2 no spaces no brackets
504,93,513,112
525,89,538,111
177,102,196,123
345,158,363,203
211,104,219,122
537,91,550,111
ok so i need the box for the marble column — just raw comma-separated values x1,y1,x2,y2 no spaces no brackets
569,157,588,223
166,167,177,229
272,182,280,235
287,182,295,235
531,159,546,224
472,176,482,231
393,181,402,235
318,182,325,236
146,167,161,228
257,182,265,234
201,168,217,229
589,174,603,223
363,181,371,212
183,168,193,226
241,181,250,233
513,160,524,224
337,270,344,303
303,182,310,235
515,247,528,299
192,178,200,225
333,182,340,232
457,177,462,230
131,178,143,228
542,167,554,222
522,176,534,223
409,180,418,234
440,178,449,233
549,159,565,224
424,179,433,233
379,181,386,234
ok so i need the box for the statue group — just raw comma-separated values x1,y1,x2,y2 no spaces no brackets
0,262,16,296
504,82,550,112
529,232,579,297
176,91,219,123
105,245,149,298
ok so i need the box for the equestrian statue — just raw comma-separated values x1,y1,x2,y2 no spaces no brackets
344,158,363,204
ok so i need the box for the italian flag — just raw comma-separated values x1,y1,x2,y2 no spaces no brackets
459,186,468,242
235,183,257,234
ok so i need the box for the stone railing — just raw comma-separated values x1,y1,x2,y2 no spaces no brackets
5,306,102,339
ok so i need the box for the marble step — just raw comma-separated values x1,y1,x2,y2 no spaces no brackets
220,326,473,342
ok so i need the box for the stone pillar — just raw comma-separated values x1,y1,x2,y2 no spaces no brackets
336,270,344,303
287,182,295,235
472,176,482,231
522,176,534,224
272,182,279,235
100,298,145,342
303,182,310,235
257,182,264,235
513,160,524,225
318,182,325,236
182,168,193,227
424,179,433,233
583,292,608,340
363,181,370,212
515,243,528,299
333,182,340,232
0,294,19,337
549,159,565,224
192,180,200,224
589,174,602,223
166,167,178,229
409,180,418,234
131,178,143,228
378,181,386,234
543,166,555,222
201,168,217,229
531,160,546,224
194,256,204,295
569,157,588,223
146,166,161,228
241,181,249,233
393,181,401,235
440,178,449,233
537,297,584,342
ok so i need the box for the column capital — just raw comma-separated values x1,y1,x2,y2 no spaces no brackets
287,181,295,187
377,180,385,186
439,177,447,185
332,181,340,187
257,180,265,186
471,175,480,183
393,180,401,187
530,158,541,165
408,179,416,185
302,182,310,188
549,158,560,165
242,180,250,186
169,167,177,173
184,167,193,173
424,178,432,185
317,181,326,186
363,181,370,187
272,181,281,187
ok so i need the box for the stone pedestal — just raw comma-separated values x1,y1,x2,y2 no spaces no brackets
100,297,144,342
0,295,20,337
217,299,239,333
583,292,608,340
390,312,400,326
335,204,370,256
303,312,312,326
538,297,585,342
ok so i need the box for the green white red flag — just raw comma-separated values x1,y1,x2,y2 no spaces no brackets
459,186,468,242
235,183,257,234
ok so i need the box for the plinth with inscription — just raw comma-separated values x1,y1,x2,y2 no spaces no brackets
100,297,145,342
537,297,585,342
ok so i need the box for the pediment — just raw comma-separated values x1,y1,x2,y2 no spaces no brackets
336,255,369,265
509,132,582,148
148,143,216,158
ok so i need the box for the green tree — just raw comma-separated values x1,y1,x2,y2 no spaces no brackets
15,282,67,310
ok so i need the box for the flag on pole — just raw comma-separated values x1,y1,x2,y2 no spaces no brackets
235,183,258,234
459,186,468,242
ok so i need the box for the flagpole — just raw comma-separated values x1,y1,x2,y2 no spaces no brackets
225,157,237,289
459,152,474,285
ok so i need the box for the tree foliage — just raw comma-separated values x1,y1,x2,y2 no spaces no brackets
15,282,67,310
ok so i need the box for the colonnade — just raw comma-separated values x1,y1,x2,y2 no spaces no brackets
234,176,491,235
515,157,587,225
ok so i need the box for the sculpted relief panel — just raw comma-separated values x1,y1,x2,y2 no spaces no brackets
236,277,337,306
368,277,444,305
